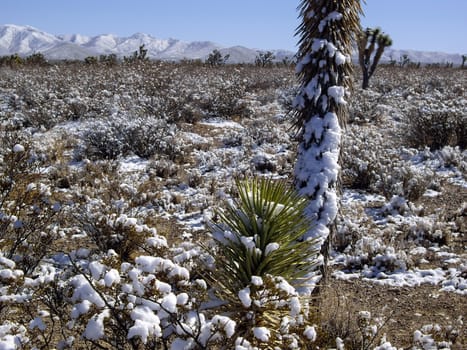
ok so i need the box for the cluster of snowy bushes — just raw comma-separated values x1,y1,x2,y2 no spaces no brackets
0,149,318,348
335,67,466,298
81,115,180,160
1,62,293,131
0,62,466,348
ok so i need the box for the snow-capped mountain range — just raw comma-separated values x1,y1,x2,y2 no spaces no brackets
0,24,292,63
0,24,463,65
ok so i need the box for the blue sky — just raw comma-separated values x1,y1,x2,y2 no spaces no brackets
2,0,466,54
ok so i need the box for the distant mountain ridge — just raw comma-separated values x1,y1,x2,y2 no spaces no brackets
0,24,463,65
0,24,290,63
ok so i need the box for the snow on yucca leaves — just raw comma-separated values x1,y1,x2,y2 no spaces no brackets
208,178,319,348
210,178,318,290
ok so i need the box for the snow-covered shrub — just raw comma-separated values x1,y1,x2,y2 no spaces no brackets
78,210,167,262
147,158,180,179
82,115,180,160
355,310,388,350
335,208,377,254
413,323,462,350
404,106,466,150
338,234,408,274
342,127,433,201
453,202,467,235
1,67,96,129
348,89,386,124
378,164,434,202
252,153,277,173
0,132,62,274
408,216,452,246
244,118,292,147
0,245,236,349
197,74,250,119
243,66,294,93
141,64,264,123
0,255,25,323
0,137,67,348
432,146,467,171
365,246,408,275
381,195,412,216
222,129,244,147
0,321,29,349
316,290,392,349
342,125,389,190
63,251,217,349
71,163,170,261
225,274,316,349
276,84,300,109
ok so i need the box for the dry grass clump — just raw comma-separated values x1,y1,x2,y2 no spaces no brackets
311,284,393,350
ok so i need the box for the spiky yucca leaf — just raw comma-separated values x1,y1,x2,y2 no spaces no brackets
210,178,319,298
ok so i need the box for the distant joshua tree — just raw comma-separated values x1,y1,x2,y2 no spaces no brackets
84,56,98,65
462,54,466,68
281,56,294,67
358,27,392,89
294,0,362,279
99,53,118,66
206,49,230,66
137,44,148,60
124,44,149,63
399,53,411,68
255,51,275,67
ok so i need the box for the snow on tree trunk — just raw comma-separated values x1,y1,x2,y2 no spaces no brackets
294,0,362,275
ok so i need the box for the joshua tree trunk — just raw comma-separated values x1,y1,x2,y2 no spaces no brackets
294,0,362,282
358,28,392,89
362,69,370,90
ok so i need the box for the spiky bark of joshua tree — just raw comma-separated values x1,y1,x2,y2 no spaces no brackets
294,0,362,280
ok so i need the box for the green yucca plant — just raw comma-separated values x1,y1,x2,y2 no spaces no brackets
210,178,318,297
208,178,319,347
